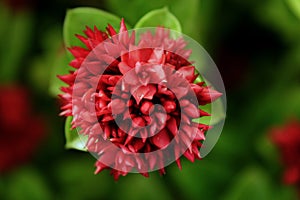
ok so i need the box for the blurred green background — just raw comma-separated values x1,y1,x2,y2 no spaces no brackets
0,0,300,199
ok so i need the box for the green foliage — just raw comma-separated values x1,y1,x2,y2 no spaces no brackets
0,4,34,83
106,0,201,40
286,0,300,20
63,7,121,48
222,167,273,200
27,28,69,96
5,168,52,200
255,0,300,44
48,49,70,97
116,174,173,200
65,116,88,151
134,7,182,32
256,134,280,169
53,156,113,199
167,159,233,200
222,166,298,200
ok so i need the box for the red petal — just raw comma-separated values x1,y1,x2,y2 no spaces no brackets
118,62,132,74
119,18,127,32
132,116,146,127
176,159,182,170
104,42,121,57
68,46,89,58
177,66,195,82
84,26,95,38
132,85,156,105
159,168,166,175
184,103,200,118
150,129,170,149
140,100,153,115
85,61,102,74
163,100,176,113
104,126,111,139
57,74,74,85
75,34,91,49
110,99,125,114
199,109,211,117
106,24,117,36
94,161,109,174
167,117,178,136
196,86,222,105
132,138,145,152
154,112,167,126
148,154,157,170
144,84,157,100
183,150,195,162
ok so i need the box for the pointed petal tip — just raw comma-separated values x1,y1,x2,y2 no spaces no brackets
141,172,149,178
106,24,117,36
120,18,127,32
208,90,223,102
176,159,182,170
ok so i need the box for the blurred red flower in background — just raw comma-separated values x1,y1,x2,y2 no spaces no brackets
0,85,45,173
270,119,300,187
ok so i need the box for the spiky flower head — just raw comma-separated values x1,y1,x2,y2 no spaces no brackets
59,19,222,180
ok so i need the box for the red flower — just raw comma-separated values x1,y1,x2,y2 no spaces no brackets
59,19,222,180
0,85,45,173
270,119,300,186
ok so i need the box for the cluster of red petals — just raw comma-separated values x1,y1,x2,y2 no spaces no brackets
0,85,45,173
270,119,300,186
59,19,222,180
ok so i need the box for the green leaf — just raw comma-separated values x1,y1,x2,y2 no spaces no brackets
106,0,200,40
134,7,182,32
63,7,121,48
48,50,70,96
194,73,205,83
210,97,226,125
287,0,300,20
65,116,88,151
